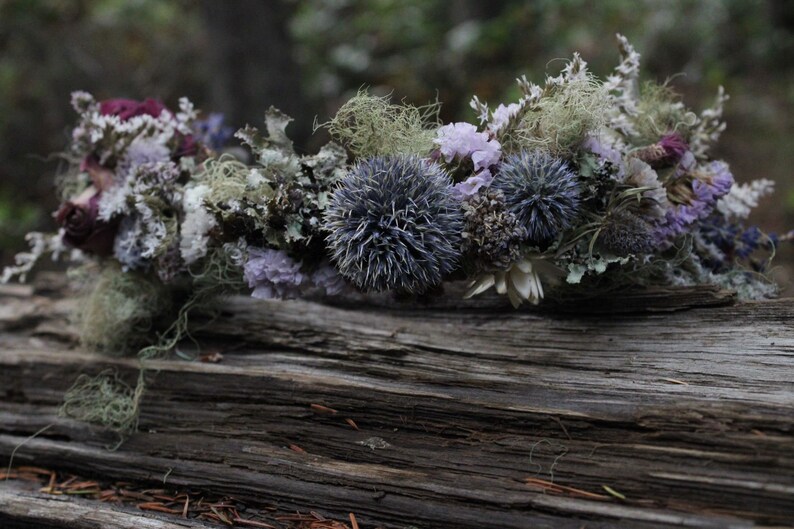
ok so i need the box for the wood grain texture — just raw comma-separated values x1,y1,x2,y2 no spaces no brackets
0,480,216,529
0,279,792,529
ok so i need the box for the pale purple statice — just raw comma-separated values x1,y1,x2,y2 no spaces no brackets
310,264,348,296
117,137,171,178
453,172,494,198
244,248,305,300
654,161,735,243
434,122,501,197
583,135,625,179
704,161,735,197
675,151,697,178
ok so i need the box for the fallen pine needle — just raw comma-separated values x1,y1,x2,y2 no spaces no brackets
311,404,338,415
345,418,359,430
138,502,182,514
349,512,360,529
233,518,277,528
119,489,154,502
289,444,307,454
17,466,53,475
602,485,627,500
45,471,56,493
661,377,689,385
210,505,233,525
524,477,609,500
69,481,100,490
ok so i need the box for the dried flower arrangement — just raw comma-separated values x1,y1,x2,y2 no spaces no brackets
2,35,789,438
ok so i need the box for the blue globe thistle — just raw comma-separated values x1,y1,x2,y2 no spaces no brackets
493,151,582,245
324,156,463,293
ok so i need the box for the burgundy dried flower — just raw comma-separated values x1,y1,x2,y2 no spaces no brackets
633,133,690,169
55,190,118,256
99,98,166,121
175,133,199,159
658,133,688,163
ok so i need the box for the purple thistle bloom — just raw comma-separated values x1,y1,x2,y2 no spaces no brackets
659,133,688,164
244,247,305,300
492,151,582,245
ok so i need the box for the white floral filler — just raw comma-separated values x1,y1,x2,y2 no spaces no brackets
3,35,791,318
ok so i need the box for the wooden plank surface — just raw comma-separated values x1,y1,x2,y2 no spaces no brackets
0,279,792,529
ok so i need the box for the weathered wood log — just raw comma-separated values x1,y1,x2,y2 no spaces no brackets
0,277,793,529
0,480,215,529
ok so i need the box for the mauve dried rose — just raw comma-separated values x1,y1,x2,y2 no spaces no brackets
55,190,118,256
99,98,166,121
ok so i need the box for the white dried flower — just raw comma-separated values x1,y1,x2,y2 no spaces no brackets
180,184,217,264
717,178,774,220
465,257,561,308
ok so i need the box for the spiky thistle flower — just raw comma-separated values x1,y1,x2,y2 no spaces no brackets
493,151,582,245
598,210,654,257
324,156,463,293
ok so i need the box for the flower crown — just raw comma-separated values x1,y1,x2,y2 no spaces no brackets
3,35,789,354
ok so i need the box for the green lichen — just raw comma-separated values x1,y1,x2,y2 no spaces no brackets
137,244,245,361
74,264,171,355
631,81,697,145
59,370,144,448
322,90,439,158
201,155,262,205
510,75,610,158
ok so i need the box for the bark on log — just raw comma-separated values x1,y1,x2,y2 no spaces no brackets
0,278,792,529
